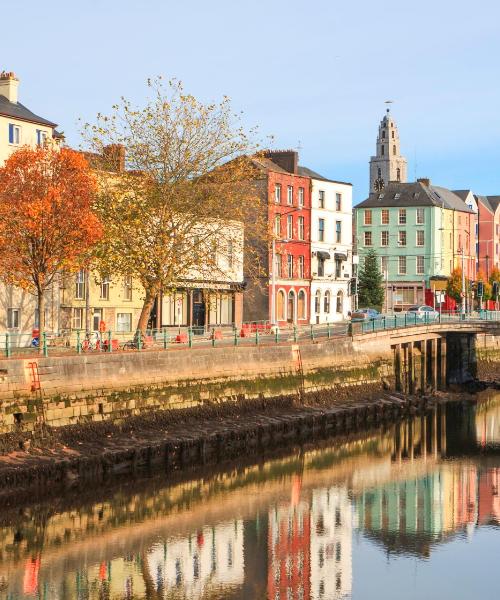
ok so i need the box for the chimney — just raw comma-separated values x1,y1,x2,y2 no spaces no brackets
0,71,19,103
264,149,298,174
102,144,125,172
417,177,431,187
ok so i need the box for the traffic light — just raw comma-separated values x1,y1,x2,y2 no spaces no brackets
477,281,484,298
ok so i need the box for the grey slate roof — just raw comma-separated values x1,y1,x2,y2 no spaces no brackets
356,181,474,213
297,165,352,186
0,94,57,127
487,196,500,212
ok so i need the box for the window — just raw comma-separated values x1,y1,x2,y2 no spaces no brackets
364,231,372,246
277,290,285,320
72,307,83,330
92,308,103,331
324,291,331,313
275,253,282,277
381,231,389,246
398,256,407,275
275,183,281,203
274,214,281,237
336,291,343,313
123,275,133,300
416,208,425,224
318,190,325,208
382,129,386,139
393,144,396,155
381,145,385,156
398,230,406,246
416,230,424,246
377,168,382,179
298,290,306,319
298,187,304,207
381,209,389,224
392,130,395,139
287,255,293,278
287,291,295,323
36,129,47,146
287,185,293,205
100,276,110,300
335,221,341,243
298,255,304,278
336,193,342,211
75,269,85,300
398,209,406,224
335,258,341,278
8,123,21,145
394,193,401,200
381,256,388,275
318,257,325,277
116,313,132,332
318,218,325,242
7,308,19,329
287,214,293,239
397,167,401,181
416,256,425,275
364,210,372,225
298,216,304,240
315,290,321,313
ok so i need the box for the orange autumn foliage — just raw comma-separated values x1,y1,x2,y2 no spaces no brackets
0,146,101,332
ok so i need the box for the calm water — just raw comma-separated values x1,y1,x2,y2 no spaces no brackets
1,396,499,600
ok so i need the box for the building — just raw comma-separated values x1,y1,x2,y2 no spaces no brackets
300,167,353,323
244,150,312,326
369,108,408,193
0,70,63,336
475,194,500,277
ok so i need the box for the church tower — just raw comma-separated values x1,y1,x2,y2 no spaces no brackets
369,108,407,193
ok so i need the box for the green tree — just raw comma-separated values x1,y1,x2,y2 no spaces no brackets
358,249,384,309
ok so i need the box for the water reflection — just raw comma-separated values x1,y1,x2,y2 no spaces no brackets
1,395,499,599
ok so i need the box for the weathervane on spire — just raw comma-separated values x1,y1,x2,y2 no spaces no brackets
385,99,394,113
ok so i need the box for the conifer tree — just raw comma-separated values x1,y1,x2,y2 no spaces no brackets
358,249,384,309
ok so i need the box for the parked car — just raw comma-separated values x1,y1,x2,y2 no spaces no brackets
350,308,381,322
407,305,439,321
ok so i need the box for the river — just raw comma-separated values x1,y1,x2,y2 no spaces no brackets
0,394,499,600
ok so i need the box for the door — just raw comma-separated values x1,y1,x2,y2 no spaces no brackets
287,291,295,324
192,290,206,328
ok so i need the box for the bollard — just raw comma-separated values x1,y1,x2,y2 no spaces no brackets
137,332,142,351
293,326,298,343
5,333,10,358
404,313,407,328
310,325,314,340
327,323,331,339
163,328,167,349
383,316,386,330
234,328,238,346
76,330,81,354
255,329,259,345
188,328,193,348
42,332,48,357
212,329,216,348
108,330,112,353
275,327,279,344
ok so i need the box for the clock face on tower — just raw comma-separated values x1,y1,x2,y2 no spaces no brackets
374,177,385,192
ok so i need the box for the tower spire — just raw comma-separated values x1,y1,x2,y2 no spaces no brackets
369,107,407,193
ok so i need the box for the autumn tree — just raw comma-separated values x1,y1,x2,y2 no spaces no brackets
83,78,267,333
476,269,492,301
357,249,384,309
0,146,100,340
446,267,470,304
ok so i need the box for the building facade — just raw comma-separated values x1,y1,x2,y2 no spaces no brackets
302,168,353,323
476,195,500,277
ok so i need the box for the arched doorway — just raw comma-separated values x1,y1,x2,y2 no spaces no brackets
287,290,295,323
277,290,285,321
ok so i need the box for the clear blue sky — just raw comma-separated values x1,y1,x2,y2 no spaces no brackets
2,0,500,202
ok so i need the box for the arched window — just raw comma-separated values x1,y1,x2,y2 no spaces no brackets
397,168,401,182
287,290,295,323
315,290,321,314
382,130,386,139
298,290,306,320
381,145,385,156
336,290,343,314
393,144,396,155
277,290,285,321
377,168,381,179
324,291,331,313
392,130,395,139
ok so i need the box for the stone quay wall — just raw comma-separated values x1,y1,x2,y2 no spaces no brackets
0,335,394,435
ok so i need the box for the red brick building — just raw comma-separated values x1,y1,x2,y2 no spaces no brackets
244,150,311,326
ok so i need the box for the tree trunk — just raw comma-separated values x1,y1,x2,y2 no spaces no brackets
37,288,45,353
136,288,157,334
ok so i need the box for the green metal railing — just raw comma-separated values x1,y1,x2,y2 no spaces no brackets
2,310,499,359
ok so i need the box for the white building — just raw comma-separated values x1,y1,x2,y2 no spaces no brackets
300,167,353,323
310,486,353,600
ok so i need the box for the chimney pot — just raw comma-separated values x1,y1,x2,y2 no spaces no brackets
417,177,430,187
0,70,19,103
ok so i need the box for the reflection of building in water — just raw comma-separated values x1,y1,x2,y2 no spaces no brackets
268,500,311,600
310,486,352,600
147,519,244,598
478,468,500,524
476,397,500,446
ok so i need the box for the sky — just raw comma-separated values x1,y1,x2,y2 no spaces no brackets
2,0,500,203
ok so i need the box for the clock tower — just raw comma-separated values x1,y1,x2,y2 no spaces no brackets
369,108,407,193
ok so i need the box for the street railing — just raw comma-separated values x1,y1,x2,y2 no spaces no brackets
2,310,500,359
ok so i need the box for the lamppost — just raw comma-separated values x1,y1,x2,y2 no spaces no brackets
460,229,471,318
